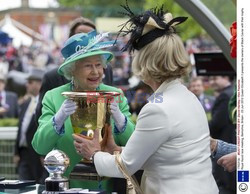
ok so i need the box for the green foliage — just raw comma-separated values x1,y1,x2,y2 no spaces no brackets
201,0,236,28
58,0,145,17
0,118,19,127
57,0,235,40
58,0,145,7
57,0,202,39
144,0,236,39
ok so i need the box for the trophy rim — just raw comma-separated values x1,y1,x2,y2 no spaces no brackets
62,91,120,98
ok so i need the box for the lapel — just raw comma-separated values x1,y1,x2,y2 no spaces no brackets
18,98,32,127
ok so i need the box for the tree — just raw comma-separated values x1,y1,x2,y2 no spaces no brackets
144,0,236,39
57,0,145,18
57,0,203,39
57,0,235,40
201,0,236,28
58,0,237,41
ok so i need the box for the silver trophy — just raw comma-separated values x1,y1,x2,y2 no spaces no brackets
43,150,70,193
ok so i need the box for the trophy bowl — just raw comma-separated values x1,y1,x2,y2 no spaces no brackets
62,91,120,142
62,91,120,181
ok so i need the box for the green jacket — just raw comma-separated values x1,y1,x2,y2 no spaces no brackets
32,83,135,192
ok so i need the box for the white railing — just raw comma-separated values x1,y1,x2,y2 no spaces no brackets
0,127,18,140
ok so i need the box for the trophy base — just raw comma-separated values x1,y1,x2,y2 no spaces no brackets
42,191,60,194
44,177,69,192
70,161,104,181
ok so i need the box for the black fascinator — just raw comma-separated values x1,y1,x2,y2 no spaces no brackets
118,2,188,52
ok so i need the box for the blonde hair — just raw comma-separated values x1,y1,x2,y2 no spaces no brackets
132,34,191,83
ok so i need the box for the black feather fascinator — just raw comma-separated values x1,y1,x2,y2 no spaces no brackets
118,2,188,52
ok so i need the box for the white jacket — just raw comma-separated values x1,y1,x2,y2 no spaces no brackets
95,79,219,194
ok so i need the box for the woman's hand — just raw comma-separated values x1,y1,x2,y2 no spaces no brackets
54,99,77,129
101,124,122,154
110,102,126,132
73,130,101,160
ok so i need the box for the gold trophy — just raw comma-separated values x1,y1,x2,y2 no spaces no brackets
62,91,120,180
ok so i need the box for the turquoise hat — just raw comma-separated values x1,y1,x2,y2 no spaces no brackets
58,30,115,76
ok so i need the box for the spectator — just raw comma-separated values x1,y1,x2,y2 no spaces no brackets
209,75,236,194
14,68,46,183
0,73,19,118
209,21,237,185
126,81,153,116
189,77,215,114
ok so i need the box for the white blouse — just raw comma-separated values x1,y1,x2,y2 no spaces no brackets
94,79,219,194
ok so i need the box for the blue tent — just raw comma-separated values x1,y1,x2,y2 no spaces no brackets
0,30,12,45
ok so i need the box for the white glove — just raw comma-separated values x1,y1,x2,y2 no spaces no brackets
110,102,126,132
54,99,77,130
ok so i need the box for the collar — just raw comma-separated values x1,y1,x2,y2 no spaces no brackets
147,79,181,102
70,81,101,91
155,79,181,94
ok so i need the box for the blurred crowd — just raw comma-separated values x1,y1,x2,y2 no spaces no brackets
0,32,221,117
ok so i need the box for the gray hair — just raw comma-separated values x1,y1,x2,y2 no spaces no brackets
62,62,76,80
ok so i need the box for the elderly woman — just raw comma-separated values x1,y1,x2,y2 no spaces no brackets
32,30,135,191
73,7,219,194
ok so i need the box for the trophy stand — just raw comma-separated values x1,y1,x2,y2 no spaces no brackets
69,160,102,181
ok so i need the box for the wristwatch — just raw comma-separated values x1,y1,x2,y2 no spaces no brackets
90,150,100,162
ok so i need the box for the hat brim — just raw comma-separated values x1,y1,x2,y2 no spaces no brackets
58,50,114,76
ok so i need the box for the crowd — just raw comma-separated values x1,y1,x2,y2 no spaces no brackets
0,6,237,194
0,29,222,120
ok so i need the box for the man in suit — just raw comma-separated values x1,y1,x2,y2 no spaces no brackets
14,68,46,183
189,77,215,114
0,74,19,118
209,75,236,194
35,17,113,122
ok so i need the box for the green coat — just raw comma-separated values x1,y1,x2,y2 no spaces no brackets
32,83,135,192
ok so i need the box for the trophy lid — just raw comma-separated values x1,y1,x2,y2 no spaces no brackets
44,150,70,175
